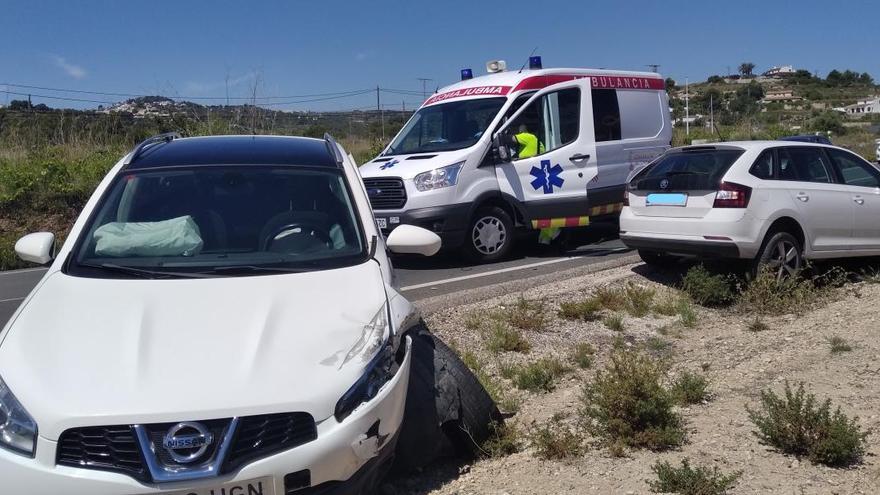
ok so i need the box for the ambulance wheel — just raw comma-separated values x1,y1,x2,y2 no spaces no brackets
464,206,513,263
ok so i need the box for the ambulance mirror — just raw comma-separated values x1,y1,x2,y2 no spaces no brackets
492,134,510,162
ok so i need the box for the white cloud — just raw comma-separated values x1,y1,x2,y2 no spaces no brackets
52,55,87,79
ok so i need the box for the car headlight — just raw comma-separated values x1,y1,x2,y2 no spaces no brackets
0,375,37,457
335,304,399,421
413,162,464,192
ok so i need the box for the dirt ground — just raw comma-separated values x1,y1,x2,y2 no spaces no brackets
387,262,880,494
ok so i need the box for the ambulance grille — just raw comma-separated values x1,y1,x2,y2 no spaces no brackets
363,177,407,210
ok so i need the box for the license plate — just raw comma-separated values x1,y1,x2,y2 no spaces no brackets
164,476,274,495
375,217,387,229
646,193,688,206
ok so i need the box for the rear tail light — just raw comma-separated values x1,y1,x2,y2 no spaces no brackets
623,186,630,206
713,182,751,208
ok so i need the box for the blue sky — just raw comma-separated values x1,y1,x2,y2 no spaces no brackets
2,0,879,111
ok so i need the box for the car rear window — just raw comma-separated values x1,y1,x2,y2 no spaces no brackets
629,148,744,191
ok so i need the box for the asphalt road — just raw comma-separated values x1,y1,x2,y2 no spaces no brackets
0,223,630,328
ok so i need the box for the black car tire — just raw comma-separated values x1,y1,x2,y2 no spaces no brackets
394,326,500,471
638,249,673,267
752,231,803,280
463,206,514,263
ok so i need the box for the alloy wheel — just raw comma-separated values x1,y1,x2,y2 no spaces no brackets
472,216,507,255
766,238,800,280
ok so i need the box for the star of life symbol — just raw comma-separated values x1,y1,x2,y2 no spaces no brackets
380,159,398,170
529,159,564,194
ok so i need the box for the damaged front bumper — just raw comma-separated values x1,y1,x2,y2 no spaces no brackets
0,338,412,495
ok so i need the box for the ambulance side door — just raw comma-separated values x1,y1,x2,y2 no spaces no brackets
493,78,597,221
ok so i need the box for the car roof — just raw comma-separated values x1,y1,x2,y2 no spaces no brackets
676,140,840,152
125,135,339,170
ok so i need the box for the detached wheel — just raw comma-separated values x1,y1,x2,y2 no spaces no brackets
638,249,672,267
464,206,513,263
394,326,500,472
753,231,802,280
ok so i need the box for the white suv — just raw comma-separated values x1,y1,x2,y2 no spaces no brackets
3,134,496,494
620,141,880,275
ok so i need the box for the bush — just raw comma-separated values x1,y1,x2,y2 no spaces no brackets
595,286,627,311
484,322,531,354
670,371,710,405
558,297,602,321
827,336,852,354
681,265,735,306
677,299,698,328
649,458,740,495
506,296,548,331
746,317,768,332
746,382,868,467
531,415,584,460
508,358,569,392
603,313,625,332
581,351,685,451
481,421,523,458
738,269,819,315
625,282,656,317
571,342,595,369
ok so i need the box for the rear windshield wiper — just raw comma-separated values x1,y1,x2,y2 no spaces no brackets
80,263,216,279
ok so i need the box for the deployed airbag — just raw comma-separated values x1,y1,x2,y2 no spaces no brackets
93,216,204,257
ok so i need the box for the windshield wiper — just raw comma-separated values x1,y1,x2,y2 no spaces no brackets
80,263,216,279
202,265,314,275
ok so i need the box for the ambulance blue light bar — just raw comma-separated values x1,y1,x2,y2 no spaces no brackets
529,56,543,69
461,68,473,80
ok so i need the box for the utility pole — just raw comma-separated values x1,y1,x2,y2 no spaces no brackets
376,86,380,112
710,93,714,131
417,78,433,100
646,64,660,73
685,78,689,137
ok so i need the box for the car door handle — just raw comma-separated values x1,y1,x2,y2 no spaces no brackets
854,196,865,205
796,193,809,202
569,153,591,162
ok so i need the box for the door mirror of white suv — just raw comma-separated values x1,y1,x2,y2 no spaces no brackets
386,225,441,256
15,232,56,265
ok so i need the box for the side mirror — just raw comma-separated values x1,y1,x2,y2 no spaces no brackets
386,225,441,257
492,134,511,163
15,232,56,265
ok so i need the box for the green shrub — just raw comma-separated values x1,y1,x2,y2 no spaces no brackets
827,336,852,354
738,269,819,315
571,342,595,369
595,286,627,311
509,358,569,392
581,351,685,451
644,336,673,357
746,381,868,467
603,313,625,332
681,265,735,306
653,293,681,316
530,415,584,460
506,296,548,331
625,282,656,317
649,458,740,495
558,297,602,321
482,421,523,458
484,322,531,354
670,371,710,405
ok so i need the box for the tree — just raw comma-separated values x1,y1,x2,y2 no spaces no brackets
739,62,756,78
707,75,724,84
809,111,846,136
9,99,30,111
859,72,874,85
665,78,676,92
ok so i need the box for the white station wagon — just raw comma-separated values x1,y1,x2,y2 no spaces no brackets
620,141,880,276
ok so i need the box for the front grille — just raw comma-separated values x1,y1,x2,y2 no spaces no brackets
57,425,149,482
57,412,317,482
222,412,317,473
363,177,407,210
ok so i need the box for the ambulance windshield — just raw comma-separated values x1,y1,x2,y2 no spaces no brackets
384,97,506,155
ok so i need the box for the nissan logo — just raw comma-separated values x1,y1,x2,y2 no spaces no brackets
162,422,214,464
660,178,670,189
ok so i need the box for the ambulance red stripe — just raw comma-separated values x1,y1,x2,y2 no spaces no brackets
512,74,664,93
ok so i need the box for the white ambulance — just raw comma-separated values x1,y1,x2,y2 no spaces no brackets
360,57,672,262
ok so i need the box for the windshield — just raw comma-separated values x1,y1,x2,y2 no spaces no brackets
385,97,506,155
68,165,366,278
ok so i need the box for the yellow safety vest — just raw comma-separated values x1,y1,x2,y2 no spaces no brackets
515,132,544,159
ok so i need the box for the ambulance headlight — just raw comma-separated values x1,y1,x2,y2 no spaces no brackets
414,162,464,192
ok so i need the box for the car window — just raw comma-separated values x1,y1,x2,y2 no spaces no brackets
629,148,744,191
827,148,880,188
749,150,775,179
592,89,622,142
777,147,832,183
508,87,580,160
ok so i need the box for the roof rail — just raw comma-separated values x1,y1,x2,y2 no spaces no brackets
323,133,345,165
123,132,181,166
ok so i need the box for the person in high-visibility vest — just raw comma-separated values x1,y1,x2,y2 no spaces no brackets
513,124,544,159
